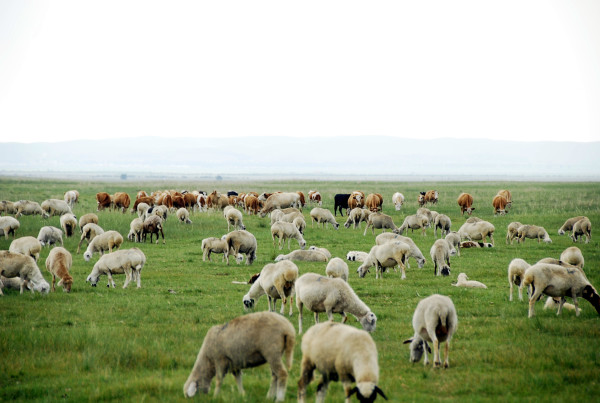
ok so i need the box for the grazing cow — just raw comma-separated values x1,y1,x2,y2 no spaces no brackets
492,195,509,216
132,196,155,213
308,190,322,206
457,193,475,215
418,190,438,207
112,192,131,213
172,195,186,209
347,194,362,210
296,191,306,209
392,192,405,211
333,194,351,216
245,195,260,215
496,189,512,207
96,192,112,211
183,193,197,210
365,193,383,212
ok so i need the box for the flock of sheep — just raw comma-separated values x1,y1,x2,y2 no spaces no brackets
0,187,597,402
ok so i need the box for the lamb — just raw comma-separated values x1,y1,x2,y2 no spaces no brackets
346,251,369,262
357,242,411,280
308,245,332,259
275,249,328,263
83,230,124,261
14,200,46,218
560,246,584,269
63,190,79,208
176,207,193,224
571,217,592,243
242,260,299,316
458,218,495,246
0,250,50,295
142,215,165,244
77,223,104,254
392,191,405,211
429,239,453,277
9,236,42,262
558,216,588,236
86,248,146,288
60,213,78,237
183,312,295,401
505,221,523,245
41,198,73,217
375,233,427,268
522,262,600,317
225,208,245,231
45,246,73,292
224,230,257,265
344,207,371,229
363,212,398,236
37,226,63,247
295,272,377,334
127,217,144,242
297,322,387,403
270,221,306,250
78,213,99,232
444,231,462,257
396,214,430,236
309,207,339,229
434,214,452,238
507,258,531,302
453,273,487,289
326,257,349,282
403,294,458,368
517,224,552,244
0,217,21,239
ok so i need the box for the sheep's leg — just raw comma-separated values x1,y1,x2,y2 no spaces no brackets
298,303,304,334
288,296,294,317
267,357,288,402
443,340,450,368
52,274,57,292
556,297,566,316
233,370,245,395
213,369,224,397
297,357,315,403
315,375,330,403
401,264,407,280
123,268,132,289
509,281,514,302
572,292,581,317
518,284,524,301
528,288,542,318
107,272,116,288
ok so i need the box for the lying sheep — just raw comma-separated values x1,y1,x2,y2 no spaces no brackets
41,199,73,217
517,224,552,244
346,251,369,262
0,275,29,293
458,218,495,246
403,294,458,368
275,249,328,263
507,258,531,302
86,248,146,288
326,257,349,281
523,263,600,317
271,221,306,250
77,223,104,254
460,241,493,248
375,233,427,269
397,214,430,236
242,260,299,316
83,230,124,261
363,212,398,236
14,200,46,218
558,215,588,236
78,213,99,232
9,236,42,262
344,207,371,229
45,246,73,292
445,231,461,257
308,246,332,259
429,239,453,277
358,242,410,280
60,213,78,237
560,246,584,269
544,297,578,312
505,221,523,245
0,250,50,295
295,272,377,334
142,215,165,244
177,208,193,224
571,217,591,243
224,230,257,265
434,214,452,238
453,273,487,289
297,322,387,403
37,226,63,247
127,218,144,242
225,208,245,231
183,311,295,402
0,216,20,239
309,207,339,229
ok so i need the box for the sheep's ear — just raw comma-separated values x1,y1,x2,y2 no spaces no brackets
375,386,388,400
402,339,413,344
347,387,358,398
424,341,432,354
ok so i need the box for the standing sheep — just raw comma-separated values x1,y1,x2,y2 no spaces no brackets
434,214,452,238
560,246,584,269
344,207,371,229
60,213,78,237
127,218,144,242
506,221,523,245
0,251,50,295
403,294,458,368
507,258,531,302
45,247,73,292
224,230,257,265
78,213,99,232
558,216,588,236
0,216,20,239
444,232,461,257
375,233,427,269
295,272,377,334
458,219,495,246
271,221,306,250
357,242,410,280
14,200,46,218
64,190,79,208
326,257,349,282
77,223,104,254
183,312,295,402
142,215,165,244
297,322,387,403
225,208,245,231
83,230,124,261
310,207,340,229
37,226,63,247
571,217,591,243
363,212,398,236
517,224,552,244
397,214,430,236
392,192,405,210
9,236,42,262
86,248,146,288
242,260,299,316
41,199,73,217
429,239,453,277
177,208,193,224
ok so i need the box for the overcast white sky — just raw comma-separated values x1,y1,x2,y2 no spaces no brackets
1,0,599,143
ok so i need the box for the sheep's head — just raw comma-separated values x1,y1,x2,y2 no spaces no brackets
86,273,99,287
357,264,370,278
360,312,377,332
403,338,431,363
243,295,255,310
32,279,50,294
417,258,426,269
558,228,566,235
299,240,306,250
457,273,468,282
60,275,73,293
348,382,388,403
543,235,552,244
441,266,451,276
581,285,600,315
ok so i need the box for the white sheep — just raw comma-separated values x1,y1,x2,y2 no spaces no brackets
507,258,531,302
543,297,579,312
344,207,371,229
571,217,591,243
429,239,454,277
403,294,458,368
0,250,50,295
77,223,104,254
458,218,495,246
297,322,387,403
0,200,17,215
453,272,487,289
363,212,398,235
202,237,229,262
224,230,257,265
60,213,78,237
41,198,73,217
270,209,285,225
560,246,584,269
375,233,427,269
37,226,63,247
326,257,349,281
86,248,146,288
517,224,552,244
443,231,461,257
14,200,46,218
127,218,144,242
83,230,124,261
292,216,306,234
558,215,588,236
183,311,295,402
136,202,151,220
177,208,193,224
64,190,79,208
271,221,306,250
522,262,600,317
346,250,369,262
0,216,20,239
275,249,328,263
505,221,523,245
9,236,42,262
434,214,452,238
397,214,430,236
225,207,245,231
0,275,29,293
242,260,299,316
78,213,99,232
45,246,73,292
392,191,405,211
295,272,377,334
309,207,339,229
357,242,410,280
308,246,332,259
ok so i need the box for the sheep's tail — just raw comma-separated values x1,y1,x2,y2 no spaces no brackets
283,333,294,370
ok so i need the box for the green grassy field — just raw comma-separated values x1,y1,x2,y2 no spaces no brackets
1,178,599,402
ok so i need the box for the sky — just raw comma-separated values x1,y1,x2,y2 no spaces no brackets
1,0,599,144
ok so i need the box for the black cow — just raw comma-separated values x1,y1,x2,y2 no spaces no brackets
333,193,351,216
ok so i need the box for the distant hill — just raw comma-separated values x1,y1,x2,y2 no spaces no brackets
1,136,598,181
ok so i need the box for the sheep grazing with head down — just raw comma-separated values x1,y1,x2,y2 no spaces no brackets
242,260,299,316
453,273,487,289
429,239,454,277
0,250,50,295
310,207,340,229
560,246,584,269
183,311,295,402
45,247,73,292
64,190,79,208
176,208,193,224
9,236,42,262
41,199,73,217
396,214,429,236
295,272,377,334
271,221,306,250
434,214,452,238
86,248,146,288
78,213,99,232
0,216,20,240
83,230,123,261
376,233,427,269
505,221,522,245
142,215,165,244
14,200,46,218
37,226,63,248
571,217,591,244
344,207,371,229
517,224,552,244
357,242,410,280
507,258,531,302
326,257,349,282
77,223,104,254
558,216,588,236
60,213,78,237
403,294,458,368
363,212,398,236
127,218,144,242
297,322,387,403
444,231,461,257
225,207,245,231
224,230,257,265
458,218,495,246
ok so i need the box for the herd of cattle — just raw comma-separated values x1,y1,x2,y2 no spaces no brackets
0,187,597,402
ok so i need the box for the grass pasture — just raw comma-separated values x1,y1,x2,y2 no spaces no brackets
1,178,599,402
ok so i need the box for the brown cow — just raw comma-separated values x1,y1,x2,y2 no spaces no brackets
132,196,155,213
183,193,197,210
365,193,383,212
112,192,131,213
418,190,438,206
308,190,322,206
172,195,186,210
159,193,174,210
496,190,512,208
96,192,112,211
348,194,362,210
244,195,260,215
297,191,306,210
492,195,508,216
457,193,475,215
